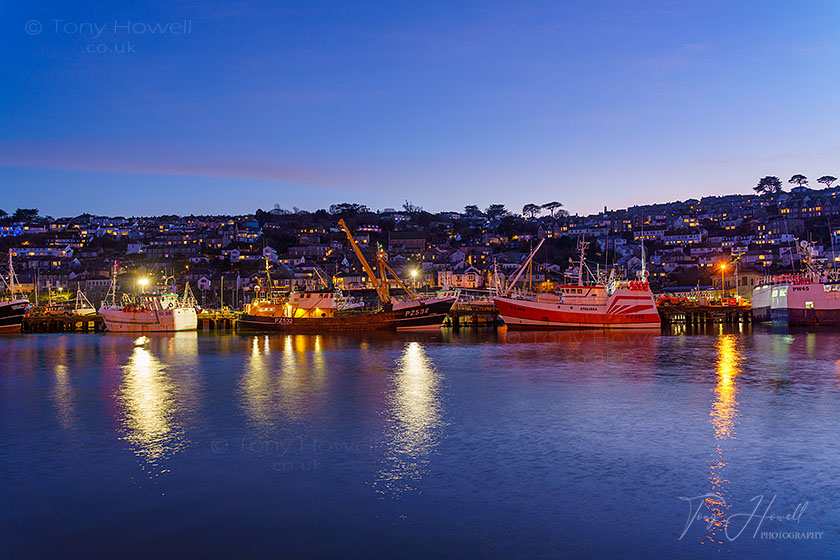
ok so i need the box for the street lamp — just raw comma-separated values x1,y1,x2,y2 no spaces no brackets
138,277,149,292
719,263,727,299
410,268,418,289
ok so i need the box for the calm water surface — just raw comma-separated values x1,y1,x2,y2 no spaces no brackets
2,326,839,558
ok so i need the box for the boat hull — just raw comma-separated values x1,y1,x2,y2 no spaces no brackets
101,307,198,332
750,284,772,323
494,289,661,329
752,282,840,326
238,297,455,332
0,299,29,334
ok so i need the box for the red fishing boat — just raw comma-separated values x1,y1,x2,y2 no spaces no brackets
494,238,660,329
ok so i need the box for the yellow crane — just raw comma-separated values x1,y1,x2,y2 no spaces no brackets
337,219,420,305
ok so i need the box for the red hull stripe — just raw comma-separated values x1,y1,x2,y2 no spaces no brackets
494,296,660,327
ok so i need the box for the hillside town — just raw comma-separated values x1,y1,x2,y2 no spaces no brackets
2,174,838,308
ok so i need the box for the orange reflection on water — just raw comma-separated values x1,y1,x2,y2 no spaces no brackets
241,336,272,427
710,336,739,440
377,342,442,494
705,335,741,545
240,335,327,427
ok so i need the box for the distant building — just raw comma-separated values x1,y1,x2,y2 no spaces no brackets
388,232,426,255
664,231,703,246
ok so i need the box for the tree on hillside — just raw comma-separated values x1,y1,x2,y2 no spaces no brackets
485,204,509,220
541,201,563,218
463,205,483,217
788,174,808,189
522,203,542,219
817,175,837,189
403,200,423,213
753,176,783,196
270,204,292,215
328,203,370,215
11,208,39,222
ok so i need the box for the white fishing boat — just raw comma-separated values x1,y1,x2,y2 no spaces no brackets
752,240,840,325
73,288,96,316
99,266,197,332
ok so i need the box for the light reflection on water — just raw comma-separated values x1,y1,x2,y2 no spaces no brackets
5,327,840,558
119,342,180,465
240,335,328,427
377,341,443,494
51,364,75,431
705,334,741,546
116,334,199,474
242,336,272,427
49,337,76,431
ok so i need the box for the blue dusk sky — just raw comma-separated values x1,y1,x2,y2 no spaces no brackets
1,1,838,217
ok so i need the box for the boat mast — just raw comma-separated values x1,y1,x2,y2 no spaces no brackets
502,238,545,297
7,251,19,297
75,287,93,312
577,236,589,286
102,262,118,308
261,257,273,297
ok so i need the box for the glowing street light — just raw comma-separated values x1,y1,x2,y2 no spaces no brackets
719,262,728,299
138,277,149,292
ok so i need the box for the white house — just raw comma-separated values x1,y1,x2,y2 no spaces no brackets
438,266,484,289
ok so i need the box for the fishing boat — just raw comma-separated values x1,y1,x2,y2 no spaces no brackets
752,240,840,325
99,266,198,332
238,220,457,332
0,252,30,333
73,287,96,316
494,238,661,329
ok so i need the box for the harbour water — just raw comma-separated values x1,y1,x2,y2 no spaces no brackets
1,327,839,558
